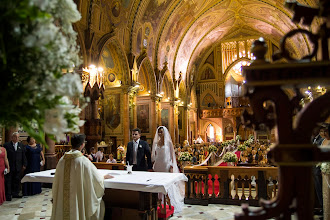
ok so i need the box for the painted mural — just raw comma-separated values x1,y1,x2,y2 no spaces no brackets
137,104,150,133
105,94,121,130
201,66,215,80
142,0,172,33
101,46,115,69
161,109,169,129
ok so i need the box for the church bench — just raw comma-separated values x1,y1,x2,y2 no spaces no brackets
92,162,125,170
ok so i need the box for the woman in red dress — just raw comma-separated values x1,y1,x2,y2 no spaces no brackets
0,138,10,205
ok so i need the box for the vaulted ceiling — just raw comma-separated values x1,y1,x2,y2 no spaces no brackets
98,0,319,82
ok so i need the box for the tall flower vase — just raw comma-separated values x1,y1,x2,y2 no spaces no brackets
322,173,330,220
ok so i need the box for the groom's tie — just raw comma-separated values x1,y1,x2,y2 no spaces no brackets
133,141,138,165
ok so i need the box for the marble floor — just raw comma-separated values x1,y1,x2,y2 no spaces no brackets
0,188,323,220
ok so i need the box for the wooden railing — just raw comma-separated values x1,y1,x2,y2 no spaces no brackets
55,145,71,161
93,162,125,170
184,166,278,206
199,107,245,119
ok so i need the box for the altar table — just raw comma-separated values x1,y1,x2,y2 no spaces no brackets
22,169,187,220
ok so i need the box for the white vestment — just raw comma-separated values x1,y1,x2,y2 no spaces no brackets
51,150,105,220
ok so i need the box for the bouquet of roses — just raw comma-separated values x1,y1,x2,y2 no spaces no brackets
223,152,238,162
0,0,85,145
178,152,193,161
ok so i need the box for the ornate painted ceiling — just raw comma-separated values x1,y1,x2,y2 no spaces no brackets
93,0,319,82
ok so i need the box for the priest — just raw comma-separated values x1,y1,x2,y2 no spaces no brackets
51,134,113,220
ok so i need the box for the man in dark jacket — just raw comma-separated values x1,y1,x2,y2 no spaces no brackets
4,132,27,200
126,128,152,171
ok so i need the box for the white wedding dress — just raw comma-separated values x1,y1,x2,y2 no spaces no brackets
153,144,172,172
152,126,185,213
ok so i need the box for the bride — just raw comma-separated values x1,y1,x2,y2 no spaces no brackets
152,126,185,213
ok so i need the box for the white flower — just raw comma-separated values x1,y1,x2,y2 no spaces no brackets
321,162,330,174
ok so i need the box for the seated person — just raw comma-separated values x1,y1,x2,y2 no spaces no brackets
81,148,88,158
95,147,104,162
88,147,97,162
51,134,113,220
106,154,116,163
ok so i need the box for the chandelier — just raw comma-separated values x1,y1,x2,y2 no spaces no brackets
82,65,104,90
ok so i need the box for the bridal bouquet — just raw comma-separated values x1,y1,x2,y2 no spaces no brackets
0,0,84,144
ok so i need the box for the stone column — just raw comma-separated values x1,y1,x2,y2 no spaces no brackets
184,107,189,142
45,135,57,169
157,101,162,127
122,88,130,146
169,102,175,143
150,97,157,140
173,104,179,144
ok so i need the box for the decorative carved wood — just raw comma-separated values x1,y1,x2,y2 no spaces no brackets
235,1,330,219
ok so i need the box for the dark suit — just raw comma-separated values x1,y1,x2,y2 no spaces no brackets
126,140,152,171
4,141,27,198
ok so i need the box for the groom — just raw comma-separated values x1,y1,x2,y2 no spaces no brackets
126,128,152,171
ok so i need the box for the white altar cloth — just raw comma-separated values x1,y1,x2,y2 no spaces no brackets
21,169,187,195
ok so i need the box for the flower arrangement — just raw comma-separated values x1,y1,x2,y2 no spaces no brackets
208,145,218,153
223,152,238,162
0,0,84,144
235,135,242,141
178,152,193,162
237,144,247,151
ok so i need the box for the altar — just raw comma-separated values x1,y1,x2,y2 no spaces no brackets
22,169,187,219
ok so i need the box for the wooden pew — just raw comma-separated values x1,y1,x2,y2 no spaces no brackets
93,162,125,170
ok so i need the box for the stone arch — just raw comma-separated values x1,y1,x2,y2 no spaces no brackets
137,58,157,96
200,89,218,108
199,64,216,81
223,57,251,81
160,70,175,100
97,36,130,86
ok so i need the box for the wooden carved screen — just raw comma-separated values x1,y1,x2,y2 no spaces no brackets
235,1,330,219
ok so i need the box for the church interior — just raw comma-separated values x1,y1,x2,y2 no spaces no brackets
1,0,330,219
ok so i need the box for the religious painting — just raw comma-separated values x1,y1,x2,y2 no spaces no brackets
104,94,121,130
201,67,215,80
225,126,233,134
100,46,115,69
137,104,149,133
161,109,169,129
